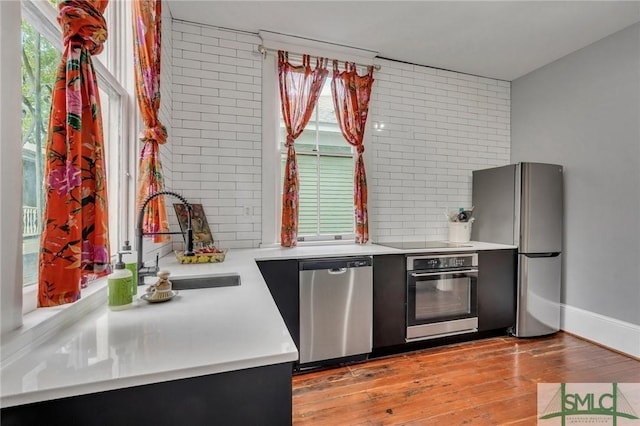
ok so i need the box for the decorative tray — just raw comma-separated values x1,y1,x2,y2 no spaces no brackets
175,249,226,264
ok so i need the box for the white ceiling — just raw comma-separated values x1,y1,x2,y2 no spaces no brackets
166,1,640,81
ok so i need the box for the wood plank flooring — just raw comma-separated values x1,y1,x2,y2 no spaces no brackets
292,332,640,425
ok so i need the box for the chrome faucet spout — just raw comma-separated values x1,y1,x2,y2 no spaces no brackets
135,191,195,286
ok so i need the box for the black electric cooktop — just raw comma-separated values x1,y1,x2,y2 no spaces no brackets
375,241,473,250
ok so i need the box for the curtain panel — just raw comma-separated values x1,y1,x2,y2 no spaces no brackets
133,0,169,242
331,61,375,244
38,0,111,307
278,51,328,247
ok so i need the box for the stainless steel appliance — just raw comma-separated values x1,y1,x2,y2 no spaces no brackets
406,253,478,341
299,257,373,365
472,162,563,337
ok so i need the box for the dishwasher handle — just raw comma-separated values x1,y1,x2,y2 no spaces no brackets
328,268,347,275
299,256,372,271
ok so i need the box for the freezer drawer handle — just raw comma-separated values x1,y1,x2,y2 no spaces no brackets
522,252,561,258
328,268,347,275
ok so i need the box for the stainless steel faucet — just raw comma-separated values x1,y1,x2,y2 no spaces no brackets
135,190,195,286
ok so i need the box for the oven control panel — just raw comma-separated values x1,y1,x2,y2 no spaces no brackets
407,253,478,271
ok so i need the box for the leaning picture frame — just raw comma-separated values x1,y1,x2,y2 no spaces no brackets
173,203,214,248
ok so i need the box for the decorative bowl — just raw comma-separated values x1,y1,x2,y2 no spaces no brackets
141,290,179,303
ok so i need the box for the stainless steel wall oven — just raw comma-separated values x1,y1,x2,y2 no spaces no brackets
406,253,479,341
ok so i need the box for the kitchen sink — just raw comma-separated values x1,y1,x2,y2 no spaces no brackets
170,273,241,290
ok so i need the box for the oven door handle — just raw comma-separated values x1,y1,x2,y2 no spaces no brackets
410,269,478,277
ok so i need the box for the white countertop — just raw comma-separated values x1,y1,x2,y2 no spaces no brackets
249,240,514,260
0,241,514,408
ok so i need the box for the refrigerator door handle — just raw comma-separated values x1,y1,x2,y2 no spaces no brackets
522,252,561,258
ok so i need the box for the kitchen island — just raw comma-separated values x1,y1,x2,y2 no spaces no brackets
1,246,302,425
1,241,514,424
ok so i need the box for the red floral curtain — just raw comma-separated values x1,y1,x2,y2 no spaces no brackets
133,0,169,242
38,0,111,307
278,51,328,247
331,61,375,244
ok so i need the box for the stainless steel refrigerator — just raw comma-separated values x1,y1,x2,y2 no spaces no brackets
471,162,563,337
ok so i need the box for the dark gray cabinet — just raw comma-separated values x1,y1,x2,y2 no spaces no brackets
372,250,516,351
477,249,516,332
372,254,406,349
257,259,300,349
1,363,293,426
255,250,515,358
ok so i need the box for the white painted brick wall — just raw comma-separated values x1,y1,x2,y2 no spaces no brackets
368,59,510,242
170,21,262,249
166,21,510,247
160,12,173,191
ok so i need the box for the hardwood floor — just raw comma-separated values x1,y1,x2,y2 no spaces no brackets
292,332,640,425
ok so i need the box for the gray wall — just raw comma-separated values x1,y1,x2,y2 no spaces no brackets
511,23,640,325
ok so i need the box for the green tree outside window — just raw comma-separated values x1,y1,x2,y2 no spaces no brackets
21,17,60,286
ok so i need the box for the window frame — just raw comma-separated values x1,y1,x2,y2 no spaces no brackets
1,0,26,335
278,81,357,242
20,0,62,314
260,36,376,247
17,0,133,315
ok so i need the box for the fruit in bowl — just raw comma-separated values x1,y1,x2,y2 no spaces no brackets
195,247,224,254
175,246,226,264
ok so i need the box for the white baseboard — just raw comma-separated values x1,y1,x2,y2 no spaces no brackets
560,303,640,358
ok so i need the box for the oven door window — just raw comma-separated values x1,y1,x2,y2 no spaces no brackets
408,272,477,325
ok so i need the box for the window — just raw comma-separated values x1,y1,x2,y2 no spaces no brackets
19,0,129,312
259,34,377,247
21,17,59,288
98,72,129,258
278,75,355,242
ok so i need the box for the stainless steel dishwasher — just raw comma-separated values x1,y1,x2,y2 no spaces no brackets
298,256,373,365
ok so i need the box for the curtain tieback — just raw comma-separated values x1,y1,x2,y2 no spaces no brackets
356,145,365,154
59,1,108,55
285,134,295,148
140,125,168,145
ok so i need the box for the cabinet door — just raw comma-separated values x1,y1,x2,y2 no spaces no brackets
477,249,516,332
373,255,407,348
257,260,299,349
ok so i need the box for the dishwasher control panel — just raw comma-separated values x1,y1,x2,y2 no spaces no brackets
299,256,373,271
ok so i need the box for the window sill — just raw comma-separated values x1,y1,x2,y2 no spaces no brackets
1,279,108,366
259,239,361,248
